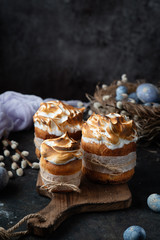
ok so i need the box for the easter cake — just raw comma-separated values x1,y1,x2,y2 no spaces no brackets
40,133,82,192
33,100,85,158
81,113,138,184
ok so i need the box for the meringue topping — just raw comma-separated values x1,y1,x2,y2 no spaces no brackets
33,100,85,135
40,133,82,165
82,113,138,149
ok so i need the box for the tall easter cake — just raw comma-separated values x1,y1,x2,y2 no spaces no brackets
81,113,138,184
33,100,84,158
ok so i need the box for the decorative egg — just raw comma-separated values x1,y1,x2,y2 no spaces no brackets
116,94,125,101
116,86,128,96
147,193,160,212
136,83,160,103
0,167,9,191
143,103,152,107
123,226,146,240
128,92,139,103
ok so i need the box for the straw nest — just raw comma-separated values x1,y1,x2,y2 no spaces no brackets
86,80,160,145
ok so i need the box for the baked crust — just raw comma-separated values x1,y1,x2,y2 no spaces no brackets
35,148,41,159
82,166,134,184
34,127,58,140
40,157,82,176
35,127,82,141
81,139,136,156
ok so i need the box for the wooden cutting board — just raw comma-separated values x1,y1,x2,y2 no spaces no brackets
28,173,132,237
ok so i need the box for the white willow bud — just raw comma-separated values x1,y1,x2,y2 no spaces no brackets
15,153,21,158
93,102,102,109
11,144,17,149
88,110,93,116
2,140,9,147
11,162,18,170
0,162,5,167
8,171,14,178
120,110,129,116
21,160,27,169
121,74,128,83
128,98,136,104
32,162,40,169
116,101,123,109
102,95,110,101
0,155,4,161
21,151,29,157
12,155,20,162
4,150,10,157
117,80,122,86
16,168,23,177
102,84,108,90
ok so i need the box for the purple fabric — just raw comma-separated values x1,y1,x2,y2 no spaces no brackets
0,91,42,138
0,91,88,139
0,102,13,138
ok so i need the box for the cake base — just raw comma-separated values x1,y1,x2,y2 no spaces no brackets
28,172,132,237
82,166,135,184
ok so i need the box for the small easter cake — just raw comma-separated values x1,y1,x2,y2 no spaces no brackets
33,100,85,158
40,133,82,192
81,113,138,184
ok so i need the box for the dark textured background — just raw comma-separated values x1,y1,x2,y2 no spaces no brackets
0,0,160,101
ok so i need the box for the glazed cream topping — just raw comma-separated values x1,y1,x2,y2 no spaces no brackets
40,133,82,165
82,113,138,149
33,100,85,135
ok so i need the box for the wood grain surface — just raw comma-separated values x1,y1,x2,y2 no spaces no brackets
28,173,132,237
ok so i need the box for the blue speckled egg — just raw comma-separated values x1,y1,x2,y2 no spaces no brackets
0,167,9,191
147,193,160,212
136,83,160,103
116,86,128,96
116,94,125,101
143,103,152,107
128,92,139,103
123,226,146,240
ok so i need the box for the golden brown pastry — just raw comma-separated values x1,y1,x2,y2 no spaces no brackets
81,113,138,184
33,100,85,158
40,133,82,192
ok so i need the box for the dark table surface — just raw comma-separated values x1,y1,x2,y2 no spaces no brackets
0,129,160,240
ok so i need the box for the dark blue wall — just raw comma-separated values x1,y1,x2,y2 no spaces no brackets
0,0,160,100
